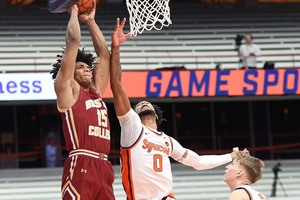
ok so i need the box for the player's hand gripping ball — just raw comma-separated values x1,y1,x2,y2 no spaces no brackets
77,0,94,14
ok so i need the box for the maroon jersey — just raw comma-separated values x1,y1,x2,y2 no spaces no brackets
60,87,111,155
60,87,115,200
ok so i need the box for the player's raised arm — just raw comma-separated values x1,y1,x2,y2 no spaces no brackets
110,18,132,116
54,5,81,109
171,140,245,170
79,0,110,96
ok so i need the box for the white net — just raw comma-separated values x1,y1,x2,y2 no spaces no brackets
125,0,172,37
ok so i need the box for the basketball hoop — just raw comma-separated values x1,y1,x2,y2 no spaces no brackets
125,0,172,36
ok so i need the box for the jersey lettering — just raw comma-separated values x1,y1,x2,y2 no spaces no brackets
85,98,103,110
97,109,108,127
86,102,109,140
142,139,170,155
153,154,163,172
88,125,110,140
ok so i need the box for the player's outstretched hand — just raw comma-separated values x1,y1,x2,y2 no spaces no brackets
112,18,132,47
230,147,250,160
242,148,249,155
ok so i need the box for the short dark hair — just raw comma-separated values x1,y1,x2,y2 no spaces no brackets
153,104,167,127
134,103,167,127
50,47,96,80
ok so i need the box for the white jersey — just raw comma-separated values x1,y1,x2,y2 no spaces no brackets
119,109,178,200
236,185,269,200
118,109,232,200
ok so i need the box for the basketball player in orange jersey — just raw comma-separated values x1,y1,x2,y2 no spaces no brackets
110,18,247,200
50,1,115,199
224,152,269,200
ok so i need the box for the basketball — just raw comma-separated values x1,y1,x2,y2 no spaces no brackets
77,0,94,14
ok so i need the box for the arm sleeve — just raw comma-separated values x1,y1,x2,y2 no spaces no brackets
170,137,232,170
118,108,143,147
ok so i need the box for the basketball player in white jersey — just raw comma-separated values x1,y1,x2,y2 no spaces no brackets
224,152,269,200
110,18,245,200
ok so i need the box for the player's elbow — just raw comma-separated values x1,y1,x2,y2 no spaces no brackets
66,34,81,46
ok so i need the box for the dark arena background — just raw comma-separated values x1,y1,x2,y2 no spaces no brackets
0,0,299,199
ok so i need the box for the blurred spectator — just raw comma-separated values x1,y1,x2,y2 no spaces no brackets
238,33,261,69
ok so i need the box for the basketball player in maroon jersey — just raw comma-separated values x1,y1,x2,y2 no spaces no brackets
50,2,115,200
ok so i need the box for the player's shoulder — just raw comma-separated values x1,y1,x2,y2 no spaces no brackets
230,187,250,200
